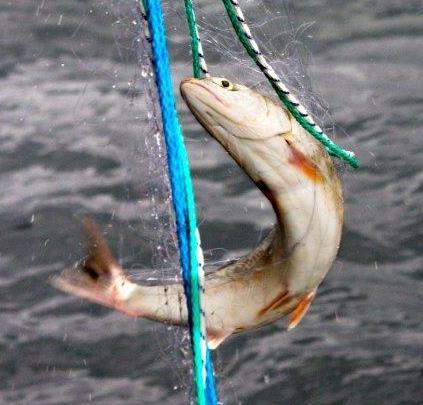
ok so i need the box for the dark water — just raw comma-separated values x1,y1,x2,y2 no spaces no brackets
1,0,422,404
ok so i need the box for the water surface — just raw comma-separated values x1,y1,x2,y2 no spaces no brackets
0,0,422,403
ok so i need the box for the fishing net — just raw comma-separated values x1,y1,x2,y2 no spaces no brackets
56,0,343,402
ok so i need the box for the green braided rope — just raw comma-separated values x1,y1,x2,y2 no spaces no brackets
221,0,359,168
185,0,209,78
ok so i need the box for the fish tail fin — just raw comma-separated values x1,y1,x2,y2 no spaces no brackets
50,219,133,313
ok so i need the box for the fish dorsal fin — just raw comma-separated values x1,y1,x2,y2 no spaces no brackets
287,290,316,330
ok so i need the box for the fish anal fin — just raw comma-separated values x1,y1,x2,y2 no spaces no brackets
287,290,316,330
207,330,233,350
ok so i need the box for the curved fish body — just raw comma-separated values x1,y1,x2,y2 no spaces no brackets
52,77,343,349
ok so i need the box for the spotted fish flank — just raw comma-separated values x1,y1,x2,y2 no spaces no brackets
52,76,343,348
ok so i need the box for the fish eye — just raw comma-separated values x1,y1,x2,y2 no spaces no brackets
210,77,237,90
220,79,236,91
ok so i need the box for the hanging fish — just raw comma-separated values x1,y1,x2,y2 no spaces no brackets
52,77,343,349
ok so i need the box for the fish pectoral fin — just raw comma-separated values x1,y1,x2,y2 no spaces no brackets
207,330,233,350
258,290,290,317
287,290,316,330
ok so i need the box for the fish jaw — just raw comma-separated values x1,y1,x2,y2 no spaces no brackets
180,77,292,141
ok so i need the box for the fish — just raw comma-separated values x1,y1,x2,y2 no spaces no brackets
51,76,343,349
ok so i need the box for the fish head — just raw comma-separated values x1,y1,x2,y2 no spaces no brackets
180,76,289,141
180,76,340,194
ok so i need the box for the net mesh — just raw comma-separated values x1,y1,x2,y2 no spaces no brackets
108,1,194,400
66,0,340,402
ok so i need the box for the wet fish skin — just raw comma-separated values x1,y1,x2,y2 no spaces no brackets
52,77,343,348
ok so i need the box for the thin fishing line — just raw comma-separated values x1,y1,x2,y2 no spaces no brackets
220,0,359,168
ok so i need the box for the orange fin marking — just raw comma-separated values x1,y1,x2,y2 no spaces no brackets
207,330,233,350
258,290,290,317
287,291,316,330
289,145,324,183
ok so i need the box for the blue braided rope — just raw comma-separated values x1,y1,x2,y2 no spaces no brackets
142,1,218,404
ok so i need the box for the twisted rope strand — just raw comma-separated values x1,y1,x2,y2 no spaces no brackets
139,1,151,40
185,0,209,77
221,0,359,168
184,2,218,403
141,1,217,404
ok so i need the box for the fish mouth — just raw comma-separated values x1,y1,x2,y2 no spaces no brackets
180,77,227,107
181,77,290,143
182,79,275,156
180,78,245,128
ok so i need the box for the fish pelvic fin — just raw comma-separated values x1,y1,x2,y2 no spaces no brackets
287,290,316,330
257,290,290,317
50,219,137,315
